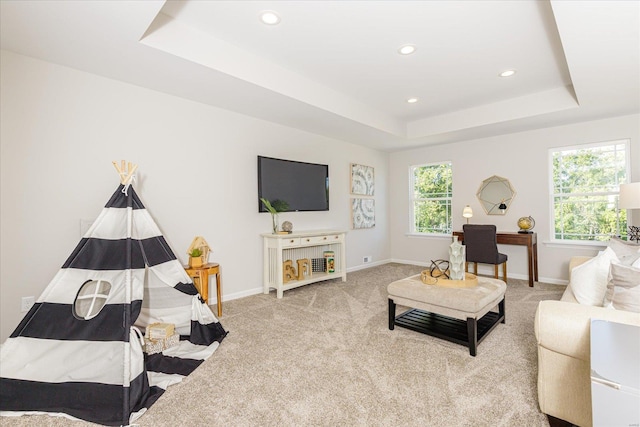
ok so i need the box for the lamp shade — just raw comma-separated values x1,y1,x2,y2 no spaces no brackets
619,182,640,210
462,205,473,218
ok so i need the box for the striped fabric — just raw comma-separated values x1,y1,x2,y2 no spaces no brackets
0,185,226,426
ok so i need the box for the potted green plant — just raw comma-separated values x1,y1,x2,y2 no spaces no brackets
260,198,289,234
188,248,203,268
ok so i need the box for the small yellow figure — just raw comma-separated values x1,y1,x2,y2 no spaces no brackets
283,260,297,283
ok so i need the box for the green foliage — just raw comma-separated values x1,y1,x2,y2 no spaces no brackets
189,248,202,257
553,144,627,240
260,198,289,214
271,199,289,212
414,200,452,234
412,163,452,234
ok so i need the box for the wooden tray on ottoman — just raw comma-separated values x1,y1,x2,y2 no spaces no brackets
420,270,478,288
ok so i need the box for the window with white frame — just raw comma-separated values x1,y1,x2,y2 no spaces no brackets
74,279,111,320
410,162,452,234
550,140,629,241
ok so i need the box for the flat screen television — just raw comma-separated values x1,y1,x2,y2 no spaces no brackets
258,156,329,212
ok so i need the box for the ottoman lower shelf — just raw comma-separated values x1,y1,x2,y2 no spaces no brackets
390,300,505,356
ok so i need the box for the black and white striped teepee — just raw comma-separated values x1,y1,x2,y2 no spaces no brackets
0,163,227,426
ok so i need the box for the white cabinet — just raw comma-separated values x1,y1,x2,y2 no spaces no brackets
262,230,347,298
590,320,640,427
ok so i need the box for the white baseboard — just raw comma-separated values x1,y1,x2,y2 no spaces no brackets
208,286,263,305
346,259,391,272
538,277,568,286
390,258,432,268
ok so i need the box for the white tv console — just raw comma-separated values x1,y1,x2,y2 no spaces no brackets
262,230,347,298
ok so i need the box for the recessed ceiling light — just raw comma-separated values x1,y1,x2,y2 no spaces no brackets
260,11,280,25
407,97,419,103
499,69,516,77
398,45,416,55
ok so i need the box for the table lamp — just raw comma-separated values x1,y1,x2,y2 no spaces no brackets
498,200,507,214
619,182,640,243
462,205,473,224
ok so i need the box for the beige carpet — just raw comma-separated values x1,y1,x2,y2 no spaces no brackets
1,263,566,427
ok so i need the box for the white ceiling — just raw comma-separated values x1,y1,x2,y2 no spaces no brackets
1,1,638,151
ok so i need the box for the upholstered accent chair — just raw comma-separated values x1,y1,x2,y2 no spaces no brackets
462,224,508,282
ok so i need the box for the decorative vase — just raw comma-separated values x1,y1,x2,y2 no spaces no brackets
271,213,279,234
449,236,465,280
281,220,293,233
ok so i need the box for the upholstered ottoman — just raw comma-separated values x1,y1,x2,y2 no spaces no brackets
387,274,506,356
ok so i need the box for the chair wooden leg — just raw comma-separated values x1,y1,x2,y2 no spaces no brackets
503,262,507,283
465,262,468,273
494,264,498,279
473,262,478,275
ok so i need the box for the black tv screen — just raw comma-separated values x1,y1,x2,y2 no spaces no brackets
258,156,329,212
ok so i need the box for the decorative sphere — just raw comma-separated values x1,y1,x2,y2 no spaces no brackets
517,216,535,232
281,221,293,233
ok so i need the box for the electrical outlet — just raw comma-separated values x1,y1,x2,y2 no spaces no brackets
21,296,35,313
363,256,372,263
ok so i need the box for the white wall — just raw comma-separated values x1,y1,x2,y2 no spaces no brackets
0,51,390,341
390,114,640,283
3,50,638,343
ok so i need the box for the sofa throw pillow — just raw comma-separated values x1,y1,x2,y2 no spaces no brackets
608,237,640,265
570,247,618,306
603,262,640,312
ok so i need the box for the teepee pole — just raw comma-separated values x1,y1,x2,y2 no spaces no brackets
122,169,134,425
111,159,137,421
112,160,138,185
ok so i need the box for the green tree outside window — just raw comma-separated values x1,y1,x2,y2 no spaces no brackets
410,162,452,234
551,141,628,241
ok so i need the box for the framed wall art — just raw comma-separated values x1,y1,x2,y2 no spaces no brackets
351,198,375,229
350,163,375,196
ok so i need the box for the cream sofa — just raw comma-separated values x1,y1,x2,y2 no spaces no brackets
535,257,640,427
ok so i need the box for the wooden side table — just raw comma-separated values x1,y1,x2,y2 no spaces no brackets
184,262,222,317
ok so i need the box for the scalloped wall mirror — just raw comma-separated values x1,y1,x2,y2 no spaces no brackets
476,175,516,215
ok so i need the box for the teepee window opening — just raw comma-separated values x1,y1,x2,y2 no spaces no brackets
74,280,111,320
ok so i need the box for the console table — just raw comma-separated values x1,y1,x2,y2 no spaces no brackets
453,231,538,287
262,230,347,298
